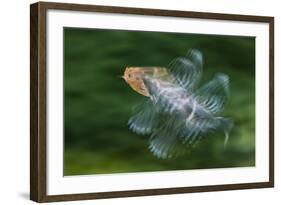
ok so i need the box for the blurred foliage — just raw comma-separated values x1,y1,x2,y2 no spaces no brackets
63,28,255,175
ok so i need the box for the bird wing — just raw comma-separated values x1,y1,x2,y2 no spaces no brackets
148,115,233,159
128,99,159,135
148,117,190,159
195,74,229,114
148,114,216,159
168,49,203,91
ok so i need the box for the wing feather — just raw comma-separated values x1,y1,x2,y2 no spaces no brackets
168,49,203,91
128,100,158,135
195,74,229,114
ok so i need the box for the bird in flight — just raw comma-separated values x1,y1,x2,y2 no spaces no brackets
122,49,233,159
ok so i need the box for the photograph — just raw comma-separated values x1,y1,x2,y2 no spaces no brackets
63,28,255,176
30,2,274,202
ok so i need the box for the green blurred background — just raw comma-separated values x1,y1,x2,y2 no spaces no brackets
63,28,255,176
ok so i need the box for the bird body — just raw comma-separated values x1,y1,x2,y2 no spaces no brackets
123,49,233,159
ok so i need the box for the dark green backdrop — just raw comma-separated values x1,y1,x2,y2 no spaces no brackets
63,28,255,175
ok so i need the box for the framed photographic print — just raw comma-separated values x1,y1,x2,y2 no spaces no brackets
30,1,274,202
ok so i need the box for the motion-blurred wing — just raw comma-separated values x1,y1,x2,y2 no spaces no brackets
148,115,233,159
183,115,234,147
148,117,189,159
148,116,215,159
168,49,203,91
128,100,158,135
195,74,229,114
